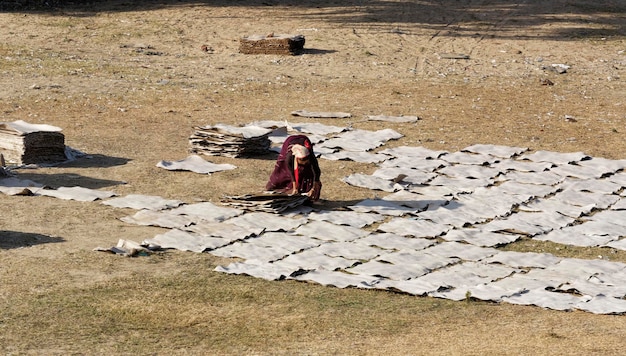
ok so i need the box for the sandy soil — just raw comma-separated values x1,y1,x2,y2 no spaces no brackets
0,0,625,353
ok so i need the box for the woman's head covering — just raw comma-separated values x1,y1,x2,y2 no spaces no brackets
291,144,309,159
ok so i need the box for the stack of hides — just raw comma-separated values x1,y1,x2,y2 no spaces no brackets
239,34,305,55
189,124,273,158
221,193,308,213
0,120,66,165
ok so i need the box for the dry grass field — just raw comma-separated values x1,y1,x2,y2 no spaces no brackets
1,0,625,354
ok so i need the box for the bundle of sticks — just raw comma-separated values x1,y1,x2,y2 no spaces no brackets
239,34,305,55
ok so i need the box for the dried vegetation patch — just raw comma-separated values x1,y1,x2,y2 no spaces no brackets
1,0,625,354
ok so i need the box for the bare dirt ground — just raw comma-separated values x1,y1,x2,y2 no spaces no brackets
1,0,625,354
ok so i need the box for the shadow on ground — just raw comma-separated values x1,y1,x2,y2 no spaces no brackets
3,0,624,40
12,172,127,189
58,154,131,168
0,230,65,249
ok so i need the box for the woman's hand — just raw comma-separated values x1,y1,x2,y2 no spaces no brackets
307,181,322,201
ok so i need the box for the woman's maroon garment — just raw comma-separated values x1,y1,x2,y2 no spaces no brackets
266,135,321,193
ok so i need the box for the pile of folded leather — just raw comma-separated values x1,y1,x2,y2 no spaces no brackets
0,120,66,165
220,192,308,213
189,123,273,158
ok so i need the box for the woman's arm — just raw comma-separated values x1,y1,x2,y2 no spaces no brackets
310,153,321,182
